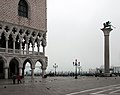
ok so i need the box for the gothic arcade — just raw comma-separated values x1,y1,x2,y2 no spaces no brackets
0,21,48,79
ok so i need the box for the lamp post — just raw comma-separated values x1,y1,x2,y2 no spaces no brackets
53,63,58,76
73,59,80,79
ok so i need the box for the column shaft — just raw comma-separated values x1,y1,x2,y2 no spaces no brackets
42,69,46,78
26,43,28,54
101,27,113,76
19,68,22,76
43,47,45,55
104,35,109,73
13,40,15,54
31,68,34,79
6,40,8,53
4,68,8,79
37,44,40,55
32,44,34,55
20,42,22,54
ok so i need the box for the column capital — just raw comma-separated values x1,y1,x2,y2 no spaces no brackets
4,32,9,41
25,36,30,44
101,28,113,36
12,34,17,42
41,38,47,47
37,36,43,43
19,35,23,42
31,37,36,44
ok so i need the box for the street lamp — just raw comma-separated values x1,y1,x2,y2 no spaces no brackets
53,63,58,76
73,59,80,79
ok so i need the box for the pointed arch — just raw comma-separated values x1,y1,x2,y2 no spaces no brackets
0,32,6,48
0,55,7,67
23,58,34,69
9,57,20,78
0,55,6,79
22,58,34,77
9,57,22,67
35,59,44,67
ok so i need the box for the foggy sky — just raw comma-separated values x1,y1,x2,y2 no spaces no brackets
46,0,120,72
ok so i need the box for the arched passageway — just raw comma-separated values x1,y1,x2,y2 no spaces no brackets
9,58,19,78
34,61,42,76
0,59,4,79
24,62,31,76
22,59,32,78
35,59,47,78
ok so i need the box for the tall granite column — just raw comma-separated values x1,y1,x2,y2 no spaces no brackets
101,24,113,75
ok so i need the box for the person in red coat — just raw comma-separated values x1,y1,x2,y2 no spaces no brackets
17,74,21,84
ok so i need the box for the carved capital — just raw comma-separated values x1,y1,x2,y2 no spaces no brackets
25,36,30,44
12,34,17,42
37,36,43,43
41,38,46,47
4,32,9,40
31,37,36,44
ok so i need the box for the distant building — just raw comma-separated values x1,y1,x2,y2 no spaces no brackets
0,0,48,79
112,67,120,74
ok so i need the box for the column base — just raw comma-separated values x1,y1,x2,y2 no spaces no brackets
103,73,110,77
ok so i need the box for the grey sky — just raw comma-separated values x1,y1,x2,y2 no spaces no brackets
46,0,120,72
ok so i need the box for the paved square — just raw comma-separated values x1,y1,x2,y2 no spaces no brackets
0,77,120,95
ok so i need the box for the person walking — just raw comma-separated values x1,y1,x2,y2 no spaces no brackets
17,74,21,84
12,74,16,84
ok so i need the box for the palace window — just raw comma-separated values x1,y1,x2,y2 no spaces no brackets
18,0,28,18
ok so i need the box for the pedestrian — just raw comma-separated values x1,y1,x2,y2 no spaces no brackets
12,74,16,84
17,74,21,84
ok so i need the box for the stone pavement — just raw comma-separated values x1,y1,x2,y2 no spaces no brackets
0,76,74,95
0,76,120,95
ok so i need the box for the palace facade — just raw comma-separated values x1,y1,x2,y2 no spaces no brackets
0,0,48,79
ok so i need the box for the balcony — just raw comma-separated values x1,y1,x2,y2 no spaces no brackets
0,48,44,56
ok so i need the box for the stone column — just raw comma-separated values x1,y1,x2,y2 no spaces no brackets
31,68,34,79
25,36,29,54
101,27,113,75
31,37,35,55
42,68,46,78
32,43,35,55
26,43,29,54
13,38,16,54
4,32,9,53
5,39,8,53
42,39,46,55
20,41,22,55
19,67,22,76
37,44,40,55
37,36,42,55
22,68,25,78
12,34,16,54
43,46,45,55
19,35,23,55
4,68,8,79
